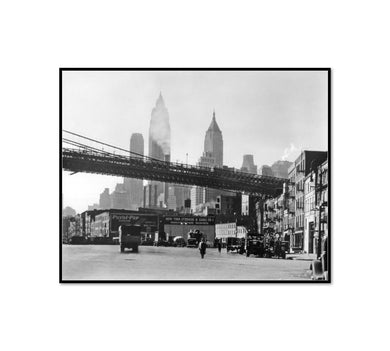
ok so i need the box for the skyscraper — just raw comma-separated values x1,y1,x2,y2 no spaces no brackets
99,188,111,209
110,183,130,209
204,110,223,167
123,133,144,210
130,133,144,157
192,111,224,207
149,93,171,161
147,93,171,207
241,154,257,174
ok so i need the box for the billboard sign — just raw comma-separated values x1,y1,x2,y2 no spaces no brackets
163,216,215,226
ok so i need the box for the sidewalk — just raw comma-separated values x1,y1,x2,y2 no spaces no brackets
286,253,318,261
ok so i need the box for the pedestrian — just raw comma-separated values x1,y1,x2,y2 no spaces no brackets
199,239,207,259
217,240,222,254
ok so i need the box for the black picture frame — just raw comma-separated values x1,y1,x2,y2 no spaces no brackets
60,67,331,284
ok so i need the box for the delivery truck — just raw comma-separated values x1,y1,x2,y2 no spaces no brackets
119,225,142,253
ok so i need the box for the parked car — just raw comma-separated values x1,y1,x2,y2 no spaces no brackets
140,238,154,246
154,240,171,247
173,236,186,247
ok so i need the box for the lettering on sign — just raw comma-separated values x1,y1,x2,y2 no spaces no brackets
163,216,215,225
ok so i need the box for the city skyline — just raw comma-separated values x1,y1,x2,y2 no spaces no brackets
62,70,328,213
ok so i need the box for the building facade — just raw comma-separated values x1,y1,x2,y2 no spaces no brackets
99,188,111,209
147,93,171,207
241,154,257,174
163,215,216,243
304,159,328,255
172,185,191,212
123,133,144,210
271,160,293,179
259,165,274,177
215,194,242,216
204,110,223,167
261,151,328,253
191,112,224,208
110,183,130,209
287,151,327,252
90,210,159,239
215,223,247,244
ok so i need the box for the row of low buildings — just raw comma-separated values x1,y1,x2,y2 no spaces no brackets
63,149,328,252
62,197,256,245
263,150,328,255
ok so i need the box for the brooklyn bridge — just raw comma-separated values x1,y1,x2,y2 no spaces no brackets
62,130,286,198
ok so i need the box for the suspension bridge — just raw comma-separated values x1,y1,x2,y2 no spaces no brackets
62,130,286,198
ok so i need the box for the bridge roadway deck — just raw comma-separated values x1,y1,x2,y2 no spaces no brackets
62,148,285,197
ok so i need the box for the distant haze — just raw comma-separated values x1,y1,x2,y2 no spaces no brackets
62,70,328,213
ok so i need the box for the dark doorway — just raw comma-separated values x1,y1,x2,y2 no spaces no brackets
309,222,314,254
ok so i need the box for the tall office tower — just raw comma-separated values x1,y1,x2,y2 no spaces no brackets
130,133,144,157
173,185,191,212
259,165,274,177
241,154,257,174
111,183,130,209
271,160,293,179
192,111,224,205
204,110,223,167
123,133,144,210
147,93,171,207
197,152,218,203
191,186,205,213
99,188,111,209
166,186,177,211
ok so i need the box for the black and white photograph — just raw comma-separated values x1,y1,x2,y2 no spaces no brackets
4,1,390,350
60,68,330,282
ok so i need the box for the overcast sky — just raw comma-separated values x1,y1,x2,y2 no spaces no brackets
62,70,328,213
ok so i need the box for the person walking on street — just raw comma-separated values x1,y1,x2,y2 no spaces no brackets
199,239,207,259
217,240,222,254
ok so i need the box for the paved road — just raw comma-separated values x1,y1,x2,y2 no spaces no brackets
62,245,312,281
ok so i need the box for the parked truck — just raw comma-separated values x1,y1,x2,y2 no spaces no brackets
187,230,204,248
226,237,242,253
245,233,264,257
119,225,142,253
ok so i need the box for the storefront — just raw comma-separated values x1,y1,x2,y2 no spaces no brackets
91,210,159,239
163,215,215,242
291,229,303,252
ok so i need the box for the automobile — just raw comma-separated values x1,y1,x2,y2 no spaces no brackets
245,239,264,257
244,233,264,257
173,236,186,247
154,240,171,247
274,240,288,259
140,238,154,246
226,237,241,253
187,238,199,248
